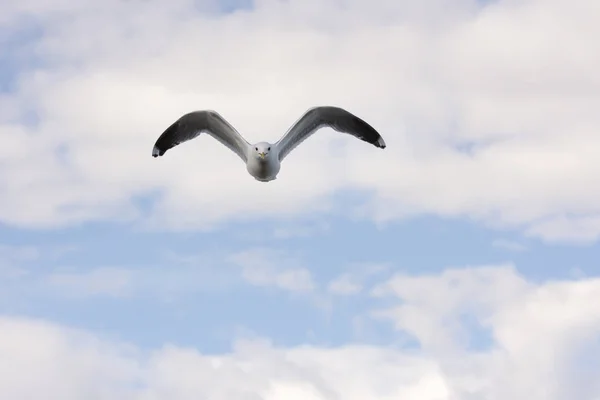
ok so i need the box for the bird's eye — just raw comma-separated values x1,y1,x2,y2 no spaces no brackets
255,147,258,151
267,147,270,151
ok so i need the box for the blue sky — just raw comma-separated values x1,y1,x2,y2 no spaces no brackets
2,214,597,352
1,0,599,398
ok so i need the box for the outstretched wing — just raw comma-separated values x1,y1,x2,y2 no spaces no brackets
152,110,250,162
274,106,386,161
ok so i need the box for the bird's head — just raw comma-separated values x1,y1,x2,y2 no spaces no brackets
253,142,272,161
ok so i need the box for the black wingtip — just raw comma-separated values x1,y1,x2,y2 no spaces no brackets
152,146,165,157
375,136,386,149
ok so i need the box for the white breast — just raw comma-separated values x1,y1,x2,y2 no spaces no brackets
246,157,280,182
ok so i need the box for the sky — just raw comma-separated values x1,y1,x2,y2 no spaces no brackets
0,0,599,398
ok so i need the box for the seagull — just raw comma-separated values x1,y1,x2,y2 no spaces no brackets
151,106,386,182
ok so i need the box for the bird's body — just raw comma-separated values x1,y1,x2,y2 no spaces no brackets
245,142,280,182
151,106,386,182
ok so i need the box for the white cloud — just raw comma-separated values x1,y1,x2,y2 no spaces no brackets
0,246,319,304
371,264,531,351
0,0,598,243
525,215,600,245
229,248,315,293
370,265,600,398
1,265,600,399
0,317,449,399
245,267,314,293
272,221,330,240
327,263,389,296
327,274,362,295
491,239,527,252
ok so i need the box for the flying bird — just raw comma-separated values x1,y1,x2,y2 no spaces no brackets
151,106,386,182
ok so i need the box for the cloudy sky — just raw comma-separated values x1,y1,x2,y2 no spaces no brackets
1,0,600,398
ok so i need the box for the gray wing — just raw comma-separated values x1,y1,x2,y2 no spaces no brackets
152,110,250,162
274,106,386,161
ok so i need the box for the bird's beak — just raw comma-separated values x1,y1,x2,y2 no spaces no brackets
258,152,266,159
